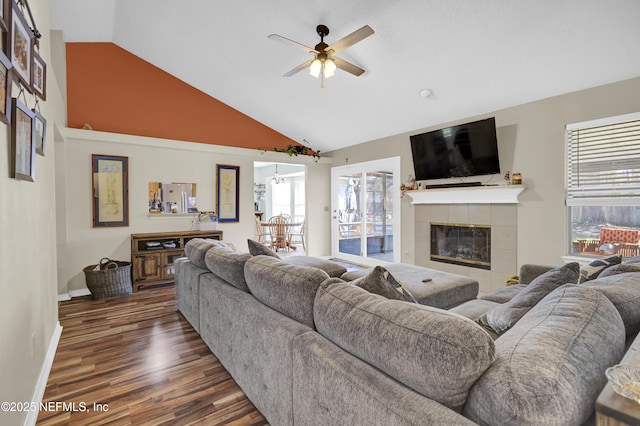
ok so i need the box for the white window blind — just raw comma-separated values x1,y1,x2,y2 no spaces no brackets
566,112,640,206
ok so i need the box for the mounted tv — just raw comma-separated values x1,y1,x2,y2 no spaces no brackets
410,117,500,181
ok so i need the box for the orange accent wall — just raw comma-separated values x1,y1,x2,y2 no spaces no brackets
66,42,299,150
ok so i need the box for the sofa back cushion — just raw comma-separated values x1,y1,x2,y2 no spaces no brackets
204,246,252,292
184,238,222,268
464,284,625,426
582,272,640,336
314,278,496,412
477,262,579,334
244,255,330,329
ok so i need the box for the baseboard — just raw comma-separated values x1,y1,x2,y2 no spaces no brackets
58,287,91,301
24,322,63,426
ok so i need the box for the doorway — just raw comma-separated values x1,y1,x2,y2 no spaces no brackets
331,157,401,265
254,161,306,252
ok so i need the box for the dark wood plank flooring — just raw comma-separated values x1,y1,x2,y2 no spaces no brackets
37,286,268,426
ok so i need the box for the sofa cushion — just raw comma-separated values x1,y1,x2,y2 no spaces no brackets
464,284,625,426
477,262,580,334
577,254,622,283
518,264,555,285
247,238,280,258
244,255,329,329
480,283,527,303
283,256,347,278
204,246,252,292
184,238,223,268
582,272,640,336
623,255,640,264
598,262,640,278
314,278,495,412
351,266,417,303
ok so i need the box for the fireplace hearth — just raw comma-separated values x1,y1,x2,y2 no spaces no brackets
430,223,491,269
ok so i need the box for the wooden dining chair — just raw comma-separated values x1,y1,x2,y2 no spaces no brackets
268,215,290,252
288,217,306,251
254,215,269,244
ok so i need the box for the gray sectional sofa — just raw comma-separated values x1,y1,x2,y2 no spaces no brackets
175,238,640,426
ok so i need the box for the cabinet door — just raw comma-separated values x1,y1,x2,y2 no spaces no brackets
133,254,162,282
162,251,184,279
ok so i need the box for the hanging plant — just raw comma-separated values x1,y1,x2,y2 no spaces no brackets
260,145,321,162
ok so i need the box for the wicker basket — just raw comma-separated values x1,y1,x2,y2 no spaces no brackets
83,257,133,299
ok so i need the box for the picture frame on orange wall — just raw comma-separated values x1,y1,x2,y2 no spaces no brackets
0,49,12,124
8,0,32,90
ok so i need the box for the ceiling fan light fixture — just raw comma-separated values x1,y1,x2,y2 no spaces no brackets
309,58,322,78
323,58,336,78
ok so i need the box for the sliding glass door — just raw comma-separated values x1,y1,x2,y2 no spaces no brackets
331,157,400,265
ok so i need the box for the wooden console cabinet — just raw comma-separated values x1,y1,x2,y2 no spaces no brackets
131,230,222,291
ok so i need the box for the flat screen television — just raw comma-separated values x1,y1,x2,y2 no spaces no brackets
410,117,500,181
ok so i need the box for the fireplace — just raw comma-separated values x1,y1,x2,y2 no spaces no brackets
430,223,491,270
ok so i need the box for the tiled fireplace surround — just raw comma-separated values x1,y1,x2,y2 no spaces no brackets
414,203,517,296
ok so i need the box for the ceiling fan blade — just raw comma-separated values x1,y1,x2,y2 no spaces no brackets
333,57,366,76
283,59,315,77
325,25,374,55
268,33,318,55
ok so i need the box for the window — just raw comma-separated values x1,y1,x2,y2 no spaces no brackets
566,112,640,257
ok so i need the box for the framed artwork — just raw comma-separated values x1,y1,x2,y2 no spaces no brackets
8,0,31,90
0,0,7,33
216,164,239,223
11,97,35,181
92,154,129,227
0,49,12,124
31,48,44,100
32,107,45,155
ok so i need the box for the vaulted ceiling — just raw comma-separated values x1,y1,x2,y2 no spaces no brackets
50,0,640,153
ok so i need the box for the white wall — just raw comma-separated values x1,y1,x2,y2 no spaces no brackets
327,76,640,270
0,0,65,424
57,129,332,294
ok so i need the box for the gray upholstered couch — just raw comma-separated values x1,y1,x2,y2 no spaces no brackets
175,239,640,426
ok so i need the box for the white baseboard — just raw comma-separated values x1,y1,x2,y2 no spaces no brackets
24,322,63,426
57,287,91,301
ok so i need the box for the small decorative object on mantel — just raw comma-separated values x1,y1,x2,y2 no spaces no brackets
511,172,522,185
400,175,417,198
504,170,511,184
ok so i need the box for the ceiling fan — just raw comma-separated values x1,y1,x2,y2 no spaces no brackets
268,24,374,87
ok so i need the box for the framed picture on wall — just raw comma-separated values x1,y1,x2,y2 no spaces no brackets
8,0,32,90
0,49,12,124
0,0,8,61
31,48,45,100
92,154,129,227
216,164,239,222
32,107,45,155
11,97,35,181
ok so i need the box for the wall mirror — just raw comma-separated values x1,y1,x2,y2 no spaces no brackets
149,182,197,214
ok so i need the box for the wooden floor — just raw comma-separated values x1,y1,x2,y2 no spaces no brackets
37,286,268,426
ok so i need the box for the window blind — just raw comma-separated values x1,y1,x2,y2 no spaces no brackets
566,113,640,206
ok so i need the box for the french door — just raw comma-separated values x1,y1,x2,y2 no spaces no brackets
331,157,401,265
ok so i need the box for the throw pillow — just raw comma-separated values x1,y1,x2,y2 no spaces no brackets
352,266,417,303
577,255,622,283
598,262,640,278
477,262,580,334
247,239,280,258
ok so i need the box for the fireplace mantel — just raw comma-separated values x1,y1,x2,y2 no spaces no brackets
405,185,526,205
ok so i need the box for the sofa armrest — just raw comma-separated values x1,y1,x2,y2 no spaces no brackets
519,264,555,285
